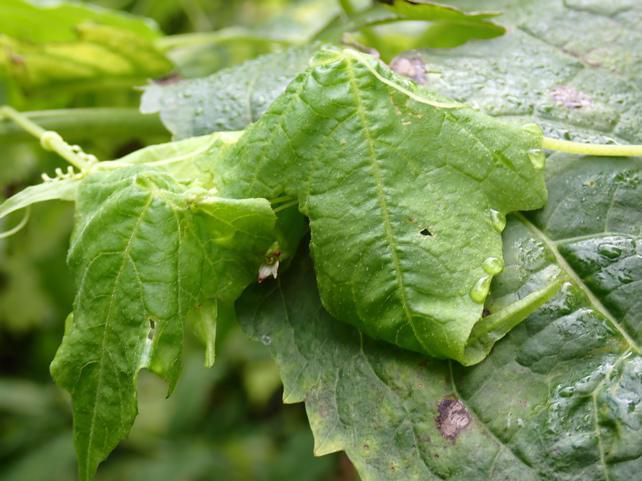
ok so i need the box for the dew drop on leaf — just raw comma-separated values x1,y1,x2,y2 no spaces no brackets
470,275,492,303
558,386,575,398
489,208,506,232
482,256,504,275
597,243,622,259
527,148,546,170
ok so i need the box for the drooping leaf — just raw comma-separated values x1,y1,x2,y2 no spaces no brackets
49,166,276,481
0,177,79,220
140,45,318,139
239,155,642,480
217,47,552,365
0,0,172,93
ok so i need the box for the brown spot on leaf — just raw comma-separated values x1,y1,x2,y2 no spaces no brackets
390,56,428,85
550,86,592,109
436,399,471,441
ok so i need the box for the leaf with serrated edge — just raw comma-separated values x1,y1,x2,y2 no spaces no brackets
239,170,642,479
217,47,551,365
403,0,642,145
49,166,275,481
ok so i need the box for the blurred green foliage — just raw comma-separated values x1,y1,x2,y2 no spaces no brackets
0,1,359,480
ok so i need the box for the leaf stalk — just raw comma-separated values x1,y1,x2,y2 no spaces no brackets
542,136,642,157
0,106,96,170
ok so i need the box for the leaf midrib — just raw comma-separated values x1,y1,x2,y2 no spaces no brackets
514,212,641,354
343,55,427,353
82,194,152,480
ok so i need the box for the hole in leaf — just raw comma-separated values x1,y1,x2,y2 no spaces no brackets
147,319,156,340
419,228,432,237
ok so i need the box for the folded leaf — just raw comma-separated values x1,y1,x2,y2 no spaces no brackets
218,47,550,364
50,167,275,481
239,172,642,479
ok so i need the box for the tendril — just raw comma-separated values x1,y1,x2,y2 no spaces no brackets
0,207,31,240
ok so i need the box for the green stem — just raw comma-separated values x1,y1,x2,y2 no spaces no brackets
156,28,293,51
542,137,642,157
0,108,168,143
1,106,92,170
0,106,46,138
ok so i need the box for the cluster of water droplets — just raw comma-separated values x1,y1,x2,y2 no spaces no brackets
469,209,508,303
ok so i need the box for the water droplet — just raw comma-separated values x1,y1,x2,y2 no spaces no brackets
598,243,622,259
482,256,504,275
470,275,492,303
528,149,546,170
522,123,542,137
260,335,272,346
489,209,506,232
558,386,575,398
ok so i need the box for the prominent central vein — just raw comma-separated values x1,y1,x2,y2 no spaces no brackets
515,213,641,354
343,56,429,352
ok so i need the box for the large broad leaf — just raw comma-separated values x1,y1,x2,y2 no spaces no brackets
0,0,172,93
236,3,642,479
216,47,552,365
48,166,276,481
239,156,642,479
398,0,641,145
140,45,318,139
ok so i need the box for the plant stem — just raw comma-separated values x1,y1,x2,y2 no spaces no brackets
542,137,642,157
0,106,46,138
1,106,94,170
0,108,168,143
157,28,294,51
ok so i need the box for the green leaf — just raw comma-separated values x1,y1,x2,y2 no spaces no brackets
218,47,550,364
0,0,160,42
0,0,172,93
140,45,318,139
317,1,505,58
109,131,242,187
377,0,500,20
49,166,276,481
239,151,642,478
0,177,79,220
400,0,642,145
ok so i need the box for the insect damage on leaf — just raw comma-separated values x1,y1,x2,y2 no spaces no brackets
436,399,471,441
215,46,560,366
